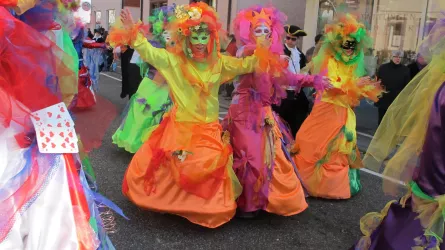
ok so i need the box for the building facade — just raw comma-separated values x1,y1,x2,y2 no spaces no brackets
86,0,308,44
85,0,441,69
303,0,443,68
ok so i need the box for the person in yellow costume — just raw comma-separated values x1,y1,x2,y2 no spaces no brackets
113,2,267,228
290,13,383,199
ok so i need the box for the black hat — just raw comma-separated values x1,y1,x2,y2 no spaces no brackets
284,25,307,37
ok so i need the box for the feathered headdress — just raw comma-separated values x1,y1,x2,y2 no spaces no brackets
233,5,286,55
148,5,175,45
323,12,372,64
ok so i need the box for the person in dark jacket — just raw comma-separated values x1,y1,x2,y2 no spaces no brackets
87,28,94,39
120,46,133,98
272,24,309,137
375,50,411,124
407,54,427,80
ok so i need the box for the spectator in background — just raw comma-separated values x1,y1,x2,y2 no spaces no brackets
375,50,411,125
120,46,133,98
272,24,309,136
408,54,427,80
283,25,307,73
93,29,104,43
305,34,323,63
87,28,94,39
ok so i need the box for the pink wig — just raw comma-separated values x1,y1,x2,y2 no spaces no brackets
233,5,287,55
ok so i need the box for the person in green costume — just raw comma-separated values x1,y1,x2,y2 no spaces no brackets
112,6,176,153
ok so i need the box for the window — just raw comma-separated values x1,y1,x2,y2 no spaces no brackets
95,11,101,24
108,9,115,26
151,1,167,10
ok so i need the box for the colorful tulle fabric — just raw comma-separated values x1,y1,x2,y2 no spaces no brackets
0,5,124,248
363,14,445,193
0,144,59,242
0,7,74,128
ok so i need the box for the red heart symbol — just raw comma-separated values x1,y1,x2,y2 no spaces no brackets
57,114,62,119
35,116,41,121
57,123,62,128
47,124,52,127
68,132,73,138
49,132,54,137
65,122,71,127
40,131,45,137
61,143,66,148
59,132,64,137
70,143,75,148
47,112,52,118
42,143,47,148
65,137,70,143
45,137,51,143
51,143,56,148
60,107,65,113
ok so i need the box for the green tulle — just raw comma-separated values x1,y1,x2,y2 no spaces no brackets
349,168,362,196
82,157,96,181
112,77,172,153
61,27,79,77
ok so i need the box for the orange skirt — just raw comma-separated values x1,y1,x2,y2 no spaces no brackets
292,101,353,199
265,107,308,215
122,112,239,228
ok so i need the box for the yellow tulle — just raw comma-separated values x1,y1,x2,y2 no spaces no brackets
356,200,396,249
363,35,445,194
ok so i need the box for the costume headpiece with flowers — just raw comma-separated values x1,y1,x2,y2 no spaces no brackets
170,2,223,63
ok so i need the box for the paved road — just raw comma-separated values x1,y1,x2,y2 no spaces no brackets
90,70,394,250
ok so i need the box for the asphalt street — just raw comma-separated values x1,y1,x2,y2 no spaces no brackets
89,69,395,250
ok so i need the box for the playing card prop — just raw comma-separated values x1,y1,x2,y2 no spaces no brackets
30,102,79,153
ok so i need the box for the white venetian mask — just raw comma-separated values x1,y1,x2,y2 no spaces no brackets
253,23,271,37
162,30,172,43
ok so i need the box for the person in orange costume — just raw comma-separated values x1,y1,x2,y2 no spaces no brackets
290,13,383,199
111,3,273,228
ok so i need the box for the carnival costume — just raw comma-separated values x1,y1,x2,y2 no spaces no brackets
353,13,445,250
108,2,271,228
112,6,174,153
0,1,124,249
223,5,328,216
290,13,383,199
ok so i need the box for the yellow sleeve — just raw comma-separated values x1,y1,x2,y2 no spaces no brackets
220,55,257,83
132,32,171,69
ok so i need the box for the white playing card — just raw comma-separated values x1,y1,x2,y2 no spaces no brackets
31,102,79,154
